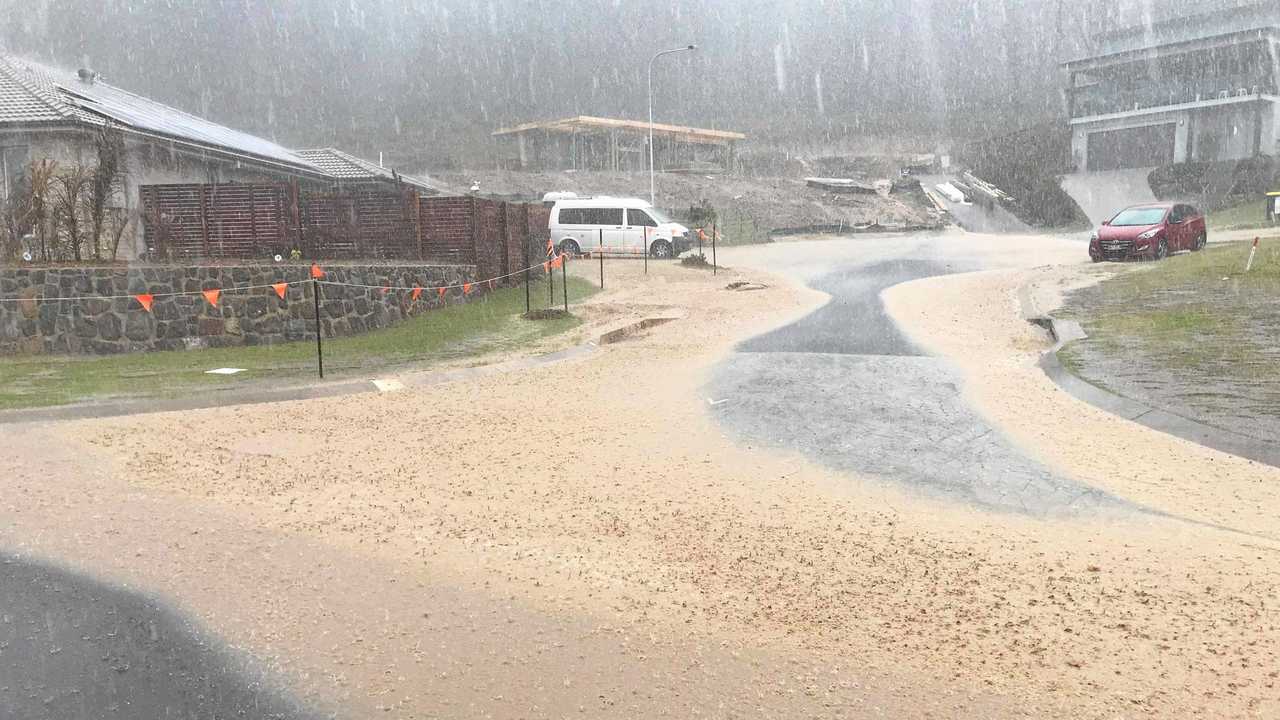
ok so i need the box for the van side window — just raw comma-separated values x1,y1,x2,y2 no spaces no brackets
585,208,624,225
558,208,586,225
559,207,624,226
628,209,657,227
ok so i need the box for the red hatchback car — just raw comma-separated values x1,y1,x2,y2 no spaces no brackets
1089,202,1208,262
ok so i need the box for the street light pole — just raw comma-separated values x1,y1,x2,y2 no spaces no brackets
648,44,697,208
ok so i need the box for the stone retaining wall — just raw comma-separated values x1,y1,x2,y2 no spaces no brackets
0,263,478,355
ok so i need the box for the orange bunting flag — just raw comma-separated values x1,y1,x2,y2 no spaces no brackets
202,288,221,308
379,286,390,295
550,254,563,269
272,282,288,300
546,237,554,257
463,282,473,295
437,287,447,299
411,287,422,301
542,261,550,273
134,293,154,312
488,278,496,290
310,263,324,279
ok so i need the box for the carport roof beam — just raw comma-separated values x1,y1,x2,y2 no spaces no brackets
492,115,746,145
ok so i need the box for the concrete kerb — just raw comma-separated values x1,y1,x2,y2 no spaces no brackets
0,316,681,424
1019,282,1280,470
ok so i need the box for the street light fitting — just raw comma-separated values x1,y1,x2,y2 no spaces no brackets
648,43,699,209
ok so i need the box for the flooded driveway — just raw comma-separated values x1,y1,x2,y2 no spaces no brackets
710,239,1128,515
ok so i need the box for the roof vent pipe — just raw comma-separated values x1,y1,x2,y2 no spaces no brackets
76,68,97,84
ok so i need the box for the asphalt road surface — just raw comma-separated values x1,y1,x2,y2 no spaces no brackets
0,554,322,720
711,236,1128,516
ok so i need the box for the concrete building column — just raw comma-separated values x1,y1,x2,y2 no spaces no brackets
1253,100,1264,157
1269,39,1280,155
1174,111,1190,163
1270,38,1280,94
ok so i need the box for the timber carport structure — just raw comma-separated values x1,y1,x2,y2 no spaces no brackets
491,115,746,172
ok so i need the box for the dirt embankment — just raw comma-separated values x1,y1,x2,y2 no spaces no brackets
430,169,938,239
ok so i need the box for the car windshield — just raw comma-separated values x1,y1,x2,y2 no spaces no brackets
1,4,1271,720
1109,207,1167,225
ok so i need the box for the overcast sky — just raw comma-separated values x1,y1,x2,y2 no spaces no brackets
0,0,1255,167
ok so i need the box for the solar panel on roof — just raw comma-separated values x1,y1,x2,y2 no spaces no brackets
0,55,318,173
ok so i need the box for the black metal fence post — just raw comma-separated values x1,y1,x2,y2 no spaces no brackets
598,228,604,289
562,253,569,313
311,277,324,378
712,222,718,276
524,235,531,314
548,256,554,308
643,226,648,275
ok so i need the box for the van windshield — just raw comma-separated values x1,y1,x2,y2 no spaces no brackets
648,207,673,224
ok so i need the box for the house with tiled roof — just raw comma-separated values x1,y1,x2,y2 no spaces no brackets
297,148,439,194
0,54,329,259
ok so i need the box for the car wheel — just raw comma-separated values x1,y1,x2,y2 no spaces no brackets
1192,232,1206,251
650,240,672,258
1154,239,1168,261
560,239,581,257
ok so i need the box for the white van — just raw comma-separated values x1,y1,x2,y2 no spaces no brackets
549,197,691,258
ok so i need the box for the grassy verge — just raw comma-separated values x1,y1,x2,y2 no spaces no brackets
1057,240,1280,433
1081,240,1280,295
0,277,597,410
1209,197,1273,231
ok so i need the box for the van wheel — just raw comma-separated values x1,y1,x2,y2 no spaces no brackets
650,240,672,258
560,239,581,257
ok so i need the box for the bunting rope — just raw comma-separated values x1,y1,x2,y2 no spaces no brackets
318,254,563,293
0,279,295,303
0,255,566,308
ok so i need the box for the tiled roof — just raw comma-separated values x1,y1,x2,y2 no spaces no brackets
0,56,70,123
0,55,321,175
297,148,439,192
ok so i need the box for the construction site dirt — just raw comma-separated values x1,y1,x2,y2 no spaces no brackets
431,169,943,241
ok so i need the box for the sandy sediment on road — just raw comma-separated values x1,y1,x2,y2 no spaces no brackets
883,264,1280,537
3,256,1279,718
